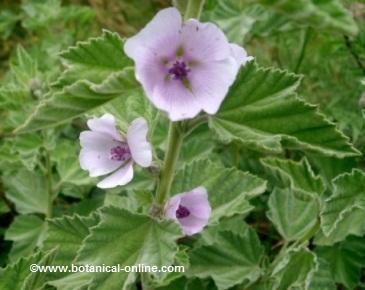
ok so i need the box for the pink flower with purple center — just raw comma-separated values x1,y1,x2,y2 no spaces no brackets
165,187,211,236
79,114,152,189
124,7,253,121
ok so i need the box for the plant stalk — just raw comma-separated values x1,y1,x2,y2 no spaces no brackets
155,122,184,207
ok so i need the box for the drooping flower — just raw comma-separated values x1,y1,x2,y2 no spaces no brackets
124,7,253,121
79,114,152,189
165,187,211,235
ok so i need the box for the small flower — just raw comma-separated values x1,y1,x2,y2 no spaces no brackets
79,114,152,189
165,187,211,235
124,7,253,121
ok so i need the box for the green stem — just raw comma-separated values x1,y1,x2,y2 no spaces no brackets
184,0,206,20
155,122,184,207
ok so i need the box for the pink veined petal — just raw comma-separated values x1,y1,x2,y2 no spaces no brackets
229,43,254,68
152,79,202,121
87,113,123,141
127,117,152,167
181,19,231,62
180,187,212,219
97,161,134,189
80,131,120,151
124,7,181,61
79,148,123,177
165,195,182,220
189,58,237,115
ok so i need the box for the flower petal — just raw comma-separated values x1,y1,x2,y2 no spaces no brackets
165,195,181,220
133,55,167,99
87,113,122,141
178,215,210,236
97,161,134,189
230,43,254,68
79,148,123,177
180,187,211,219
80,131,119,151
189,58,237,115
127,117,152,167
181,19,231,62
152,79,202,121
124,7,181,61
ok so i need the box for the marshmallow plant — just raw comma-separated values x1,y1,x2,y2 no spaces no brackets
67,3,360,290
79,5,252,237
2,1,362,290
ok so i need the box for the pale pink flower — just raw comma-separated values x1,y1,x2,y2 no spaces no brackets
79,114,152,189
124,7,253,121
165,187,211,235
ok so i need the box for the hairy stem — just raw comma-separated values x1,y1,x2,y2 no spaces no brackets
184,0,206,20
155,122,184,207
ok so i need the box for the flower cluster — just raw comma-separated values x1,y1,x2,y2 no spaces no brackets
79,7,251,235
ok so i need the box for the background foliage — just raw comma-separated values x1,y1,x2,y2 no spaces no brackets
0,0,364,289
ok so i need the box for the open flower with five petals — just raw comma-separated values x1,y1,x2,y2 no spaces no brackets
79,114,152,188
124,7,253,121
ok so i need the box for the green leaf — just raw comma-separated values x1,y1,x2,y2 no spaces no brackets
262,157,325,195
0,250,56,290
307,258,336,290
51,140,93,193
103,194,139,212
11,133,43,170
320,170,365,242
270,247,317,290
171,159,267,223
0,252,43,290
48,272,92,290
22,249,57,290
307,154,357,186
58,206,183,290
3,169,48,215
150,246,190,288
180,128,215,163
94,88,156,133
203,0,257,43
56,30,131,86
187,229,264,290
267,187,319,241
43,214,99,269
10,45,38,87
259,0,358,35
316,236,365,289
209,62,359,157
5,215,47,262
15,68,138,133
